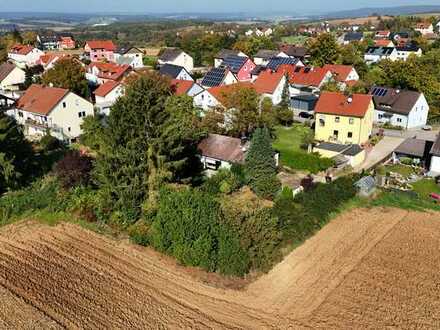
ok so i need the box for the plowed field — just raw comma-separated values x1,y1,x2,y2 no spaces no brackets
0,208,439,329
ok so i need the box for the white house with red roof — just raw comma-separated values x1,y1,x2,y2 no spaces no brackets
94,80,124,116
8,44,44,68
7,84,94,141
37,53,72,71
284,65,332,96
59,37,76,50
322,64,359,89
170,79,203,97
86,62,132,84
374,30,391,39
84,40,117,63
193,82,255,111
253,69,287,105
0,62,25,92
415,22,434,36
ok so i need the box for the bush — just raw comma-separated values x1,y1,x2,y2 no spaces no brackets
128,220,151,246
0,177,69,224
220,190,282,271
40,134,64,152
274,176,358,244
53,151,93,189
149,187,249,276
200,168,245,195
400,157,413,166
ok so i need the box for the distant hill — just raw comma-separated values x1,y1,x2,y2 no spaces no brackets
322,5,440,20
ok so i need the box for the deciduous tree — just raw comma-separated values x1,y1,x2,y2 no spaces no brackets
42,58,89,98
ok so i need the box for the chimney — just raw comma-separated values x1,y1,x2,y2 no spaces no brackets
347,97,353,104
396,89,400,94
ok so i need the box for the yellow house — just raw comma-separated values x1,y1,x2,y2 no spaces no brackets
314,92,374,145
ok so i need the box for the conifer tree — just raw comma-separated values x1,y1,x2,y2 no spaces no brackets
0,112,34,193
93,72,203,221
245,127,281,199
275,74,293,126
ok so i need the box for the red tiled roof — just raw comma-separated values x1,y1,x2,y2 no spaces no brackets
286,65,330,87
38,53,69,66
416,22,431,29
86,40,116,51
170,79,194,96
17,84,69,115
253,69,285,94
315,92,372,118
374,39,393,47
376,30,390,36
9,44,34,55
208,82,254,105
94,80,121,97
323,64,354,82
89,62,131,81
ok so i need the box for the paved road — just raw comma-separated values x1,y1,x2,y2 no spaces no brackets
373,128,439,141
355,136,405,172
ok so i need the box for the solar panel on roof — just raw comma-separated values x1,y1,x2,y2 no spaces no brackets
380,89,387,97
266,57,298,71
201,67,227,87
221,55,247,73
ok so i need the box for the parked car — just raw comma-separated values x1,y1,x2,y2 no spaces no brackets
299,112,314,119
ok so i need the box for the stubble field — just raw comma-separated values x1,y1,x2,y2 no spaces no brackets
0,208,439,329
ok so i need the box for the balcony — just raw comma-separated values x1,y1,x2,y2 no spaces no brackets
24,119,65,136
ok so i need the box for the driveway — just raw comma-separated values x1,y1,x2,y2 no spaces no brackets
355,136,405,172
373,128,439,141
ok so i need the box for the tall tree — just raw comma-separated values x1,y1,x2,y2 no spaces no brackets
42,58,89,98
275,76,293,126
0,112,34,193
93,72,203,221
245,127,281,199
308,33,340,66
223,85,275,136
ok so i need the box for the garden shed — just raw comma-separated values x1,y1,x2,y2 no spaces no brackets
355,176,376,197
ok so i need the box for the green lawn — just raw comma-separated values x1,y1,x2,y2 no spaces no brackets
412,179,440,199
281,36,310,45
377,164,418,177
273,125,334,174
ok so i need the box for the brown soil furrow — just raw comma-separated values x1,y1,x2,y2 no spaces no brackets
0,208,439,328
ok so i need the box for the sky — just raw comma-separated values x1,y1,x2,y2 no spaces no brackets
0,0,438,14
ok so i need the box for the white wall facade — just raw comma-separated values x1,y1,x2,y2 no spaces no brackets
0,67,25,91
396,49,422,61
175,69,194,81
160,52,194,72
374,94,429,129
430,156,440,174
186,83,204,97
8,92,94,140
8,48,44,68
95,85,124,116
193,90,220,111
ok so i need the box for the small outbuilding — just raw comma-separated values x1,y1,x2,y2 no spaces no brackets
355,176,376,197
